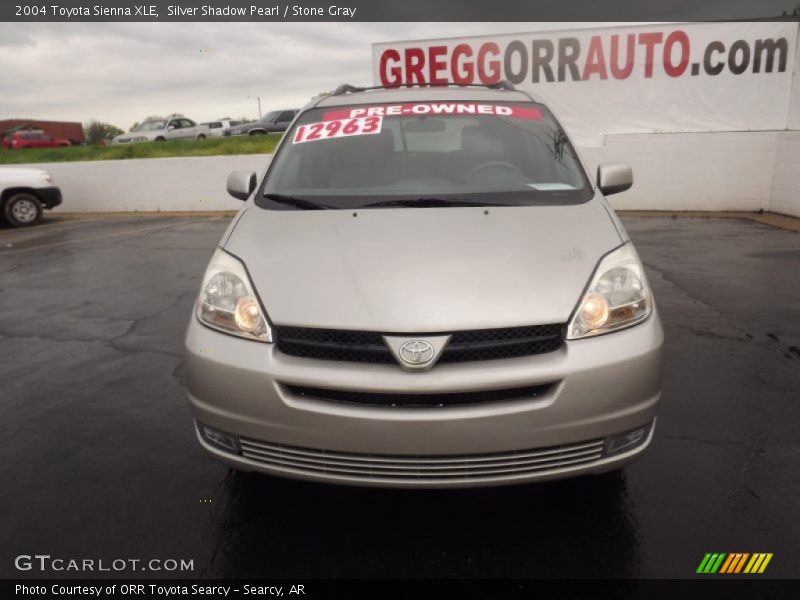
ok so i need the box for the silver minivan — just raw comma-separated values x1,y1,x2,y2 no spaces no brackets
185,83,664,488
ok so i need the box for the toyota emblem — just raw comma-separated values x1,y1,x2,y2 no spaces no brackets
399,340,435,365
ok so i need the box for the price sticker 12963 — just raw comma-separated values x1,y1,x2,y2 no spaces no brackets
293,116,383,144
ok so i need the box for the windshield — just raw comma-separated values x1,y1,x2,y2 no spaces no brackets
135,120,166,131
259,101,591,210
261,111,280,123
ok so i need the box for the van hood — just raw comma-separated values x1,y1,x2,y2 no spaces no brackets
223,199,622,332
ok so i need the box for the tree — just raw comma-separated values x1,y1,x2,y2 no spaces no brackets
84,120,124,144
129,115,165,131
780,2,799,15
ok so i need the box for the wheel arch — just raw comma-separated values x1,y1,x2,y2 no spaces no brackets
1,187,44,206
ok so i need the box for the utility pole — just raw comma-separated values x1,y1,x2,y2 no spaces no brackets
248,95,262,119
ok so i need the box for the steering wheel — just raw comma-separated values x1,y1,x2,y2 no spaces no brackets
466,161,525,181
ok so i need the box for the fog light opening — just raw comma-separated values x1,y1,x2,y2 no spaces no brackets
605,423,651,456
199,424,241,454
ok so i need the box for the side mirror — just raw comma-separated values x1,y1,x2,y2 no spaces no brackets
167,125,176,131
597,163,633,196
226,171,257,201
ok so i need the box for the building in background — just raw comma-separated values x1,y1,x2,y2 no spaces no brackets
0,119,85,145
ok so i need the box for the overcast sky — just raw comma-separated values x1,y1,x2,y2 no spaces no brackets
0,22,639,130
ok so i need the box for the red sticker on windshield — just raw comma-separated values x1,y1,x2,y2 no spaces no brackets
322,103,541,121
293,116,383,144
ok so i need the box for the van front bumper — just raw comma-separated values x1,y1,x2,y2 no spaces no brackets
185,310,664,488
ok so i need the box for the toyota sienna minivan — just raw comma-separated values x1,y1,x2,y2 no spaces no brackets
185,83,664,488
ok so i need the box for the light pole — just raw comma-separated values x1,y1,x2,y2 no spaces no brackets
248,95,262,119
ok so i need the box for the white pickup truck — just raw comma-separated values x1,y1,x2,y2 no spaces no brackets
0,167,62,227
111,117,208,144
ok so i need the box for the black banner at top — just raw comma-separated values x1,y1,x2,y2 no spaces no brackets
2,0,800,22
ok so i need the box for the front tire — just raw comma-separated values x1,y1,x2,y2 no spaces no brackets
154,137,166,142
197,134,206,140
4,193,43,227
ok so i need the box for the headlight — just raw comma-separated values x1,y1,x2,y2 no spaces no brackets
567,243,652,340
196,248,272,342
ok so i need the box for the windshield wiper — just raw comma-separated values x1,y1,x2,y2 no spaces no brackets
263,194,330,210
361,198,496,209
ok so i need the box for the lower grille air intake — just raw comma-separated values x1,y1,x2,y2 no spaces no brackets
283,383,553,407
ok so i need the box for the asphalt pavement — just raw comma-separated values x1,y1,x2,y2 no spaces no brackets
1,213,798,579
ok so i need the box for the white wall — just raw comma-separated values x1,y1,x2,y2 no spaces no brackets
26,154,271,212
580,131,779,212
788,25,800,131
12,133,798,217
770,132,800,217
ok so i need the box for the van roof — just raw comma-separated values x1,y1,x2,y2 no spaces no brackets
314,86,535,108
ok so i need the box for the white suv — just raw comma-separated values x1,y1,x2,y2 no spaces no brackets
0,167,62,227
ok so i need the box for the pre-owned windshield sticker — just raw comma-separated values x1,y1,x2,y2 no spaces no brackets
322,103,542,121
293,116,383,144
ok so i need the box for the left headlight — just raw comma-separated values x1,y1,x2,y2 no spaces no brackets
567,242,652,340
196,248,272,342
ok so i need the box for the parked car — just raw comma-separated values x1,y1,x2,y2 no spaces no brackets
224,110,298,136
2,130,71,150
200,119,241,138
0,167,62,227
111,117,205,144
185,82,664,488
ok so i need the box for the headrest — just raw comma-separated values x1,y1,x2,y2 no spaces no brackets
461,125,506,160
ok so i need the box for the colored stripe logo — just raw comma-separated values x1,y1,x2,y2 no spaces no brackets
697,553,773,574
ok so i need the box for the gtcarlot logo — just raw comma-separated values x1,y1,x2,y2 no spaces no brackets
696,552,773,574
14,554,194,573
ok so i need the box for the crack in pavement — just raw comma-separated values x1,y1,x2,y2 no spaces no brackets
0,330,183,360
643,260,799,361
662,433,800,447
198,470,243,578
0,218,213,257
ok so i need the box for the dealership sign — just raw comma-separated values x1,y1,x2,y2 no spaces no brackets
372,22,799,145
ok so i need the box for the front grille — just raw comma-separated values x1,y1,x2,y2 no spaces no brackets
441,324,564,362
238,437,606,483
274,324,564,365
276,327,394,363
283,383,553,407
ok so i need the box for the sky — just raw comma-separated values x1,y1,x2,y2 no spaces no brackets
0,22,631,131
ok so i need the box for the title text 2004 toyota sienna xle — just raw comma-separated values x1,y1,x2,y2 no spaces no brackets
184,83,664,488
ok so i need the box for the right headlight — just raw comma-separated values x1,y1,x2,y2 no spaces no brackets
567,242,652,340
196,248,272,342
